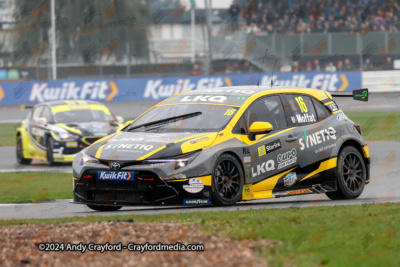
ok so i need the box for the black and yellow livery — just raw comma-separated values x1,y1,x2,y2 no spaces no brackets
16,100,124,165
72,86,370,211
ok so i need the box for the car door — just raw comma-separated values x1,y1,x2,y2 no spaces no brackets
234,95,296,190
280,93,340,187
29,105,45,147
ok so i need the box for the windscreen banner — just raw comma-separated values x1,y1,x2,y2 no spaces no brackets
0,71,361,106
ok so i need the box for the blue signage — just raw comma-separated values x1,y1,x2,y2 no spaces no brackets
0,71,361,106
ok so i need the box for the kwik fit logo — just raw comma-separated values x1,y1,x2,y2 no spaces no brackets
29,81,118,102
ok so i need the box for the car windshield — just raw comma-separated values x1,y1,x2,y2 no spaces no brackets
126,104,239,132
53,108,114,123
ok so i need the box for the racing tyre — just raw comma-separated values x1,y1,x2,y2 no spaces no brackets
211,154,244,206
16,135,31,165
46,136,58,166
87,205,122,212
326,146,366,200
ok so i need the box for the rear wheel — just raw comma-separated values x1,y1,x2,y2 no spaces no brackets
326,146,366,200
16,135,31,165
87,205,122,212
211,154,244,206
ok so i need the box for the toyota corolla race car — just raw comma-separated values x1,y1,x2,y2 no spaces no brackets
16,101,124,165
72,86,370,211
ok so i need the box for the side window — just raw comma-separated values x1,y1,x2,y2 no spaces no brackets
283,94,317,126
312,98,331,121
32,106,43,121
40,106,52,123
236,95,287,134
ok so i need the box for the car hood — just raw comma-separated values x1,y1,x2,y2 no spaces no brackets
85,131,218,161
53,121,122,137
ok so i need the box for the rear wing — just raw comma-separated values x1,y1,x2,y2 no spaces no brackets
330,88,368,102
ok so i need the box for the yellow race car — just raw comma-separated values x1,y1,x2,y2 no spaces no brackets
16,100,124,165
72,86,371,210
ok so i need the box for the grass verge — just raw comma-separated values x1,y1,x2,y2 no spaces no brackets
1,203,400,266
0,172,72,203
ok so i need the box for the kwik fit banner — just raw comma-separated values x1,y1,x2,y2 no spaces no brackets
0,71,361,106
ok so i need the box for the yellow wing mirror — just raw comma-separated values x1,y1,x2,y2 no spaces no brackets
249,122,273,141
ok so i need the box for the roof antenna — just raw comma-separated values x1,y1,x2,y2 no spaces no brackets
257,48,268,88
271,59,277,88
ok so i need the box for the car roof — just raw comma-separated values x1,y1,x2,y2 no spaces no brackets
159,86,333,107
39,100,103,107
187,86,332,101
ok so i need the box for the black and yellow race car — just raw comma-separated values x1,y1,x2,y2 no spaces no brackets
72,86,370,211
16,100,124,165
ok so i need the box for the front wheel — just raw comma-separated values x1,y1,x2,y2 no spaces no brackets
16,135,31,165
87,205,122,212
211,154,244,206
326,146,366,200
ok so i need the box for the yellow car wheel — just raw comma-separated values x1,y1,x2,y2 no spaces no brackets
16,135,31,165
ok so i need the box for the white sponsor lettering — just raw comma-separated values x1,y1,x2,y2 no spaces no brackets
299,127,337,150
277,148,297,169
29,81,111,102
104,143,154,151
251,159,275,177
180,95,227,103
296,113,316,123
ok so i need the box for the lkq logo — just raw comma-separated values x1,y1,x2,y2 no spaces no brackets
180,95,227,103
299,127,336,151
251,159,275,178
277,148,297,169
296,113,316,123
29,81,118,102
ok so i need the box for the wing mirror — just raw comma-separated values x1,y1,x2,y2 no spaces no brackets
37,117,47,125
248,122,273,141
115,115,124,124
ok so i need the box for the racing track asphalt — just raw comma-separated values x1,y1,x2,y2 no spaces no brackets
0,141,399,220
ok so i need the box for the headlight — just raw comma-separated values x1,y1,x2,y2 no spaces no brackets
58,132,80,140
144,150,201,169
80,152,100,165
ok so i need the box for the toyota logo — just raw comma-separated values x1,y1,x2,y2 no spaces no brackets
110,162,121,170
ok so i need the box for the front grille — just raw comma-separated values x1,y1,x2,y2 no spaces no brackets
82,136,103,145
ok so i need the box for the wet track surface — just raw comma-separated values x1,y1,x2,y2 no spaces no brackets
0,141,399,220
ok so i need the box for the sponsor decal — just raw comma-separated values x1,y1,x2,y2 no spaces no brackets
183,178,204,193
29,81,117,102
258,145,266,157
327,103,338,112
180,95,227,103
287,189,312,195
284,172,297,187
273,192,289,196
353,89,368,101
291,116,296,123
315,143,337,153
335,112,347,121
189,136,209,144
243,147,250,155
97,171,134,181
277,148,297,169
237,96,246,100
104,143,153,151
242,184,254,199
66,141,78,148
183,199,210,205
259,139,282,157
246,169,251,178
299,127,336,151
296,113,316,123
243,156,251,163
264,139,282,153
251,159,275,177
